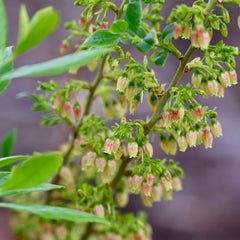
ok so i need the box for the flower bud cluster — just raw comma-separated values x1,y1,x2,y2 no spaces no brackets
173,22,192,39
126,170,182,207
52,95,83,122
191,25,211,50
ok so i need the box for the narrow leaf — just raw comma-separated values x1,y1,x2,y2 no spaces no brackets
83,30,122,47
15,7,60,56
0,46,14,95
162,23,174,41
155,51,169,67
0,183,64,197
0,155,27,168
124,0,142,34
0,152,63,192
18,5,30,42
110,20,128,34
0,203,110,224
0,0,7,51
1,129,17,157
0,48,112,82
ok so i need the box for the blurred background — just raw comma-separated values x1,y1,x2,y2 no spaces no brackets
1,0,240,239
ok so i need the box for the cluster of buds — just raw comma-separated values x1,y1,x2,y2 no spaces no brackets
219,70,238,88
52,96,82,122
126,171,182,207
104,138,120,155
191,25,211,50
161,107,185,128
173,22,192,39
188,105,204,122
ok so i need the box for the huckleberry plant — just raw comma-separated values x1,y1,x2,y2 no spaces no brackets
0,0,239,239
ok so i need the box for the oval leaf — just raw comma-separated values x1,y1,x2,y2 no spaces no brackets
14,7,60,56
162,23,174,41
0,155,27,168
155,51,169,67
0,0,7,51
0,152,63,192
0,48,112,82
0,203,109,224
124,0,142,34
83,29,122,47
135,32,155,53
110,20,128,34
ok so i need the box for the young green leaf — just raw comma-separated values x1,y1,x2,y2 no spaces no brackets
110,20,128,34
14,7,60,56
0,48,112,81
0,182,64,197
0,155,27,168
18,5,30,42
0,172,10,188
0,0,7,52
0,46,14,95
162,23,174,41
1,129,17,157
0,152,63,192
155,51,169,67
124,0,142,34
83,29,122,47
0,203,110,224
135,32,155,53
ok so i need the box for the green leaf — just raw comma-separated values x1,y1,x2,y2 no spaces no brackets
124,0,142,34
18,5,30,42
0,182,64,197
0,152,63,192
135,32,155,53
1,129,17,157
0,46,14,95
83,30,122,47
0,0,7,51
0,155,27,168
162,23,174,41
155,51,169,67
0,48,112,82
110,20,128,34
0,203,110,224
14,7,60,56
0,172,10,188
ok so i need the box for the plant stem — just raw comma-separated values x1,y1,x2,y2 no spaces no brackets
144,0,217,135
45,55,108,204
111,156,132,188
110,0,218,193
116,0,129,20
